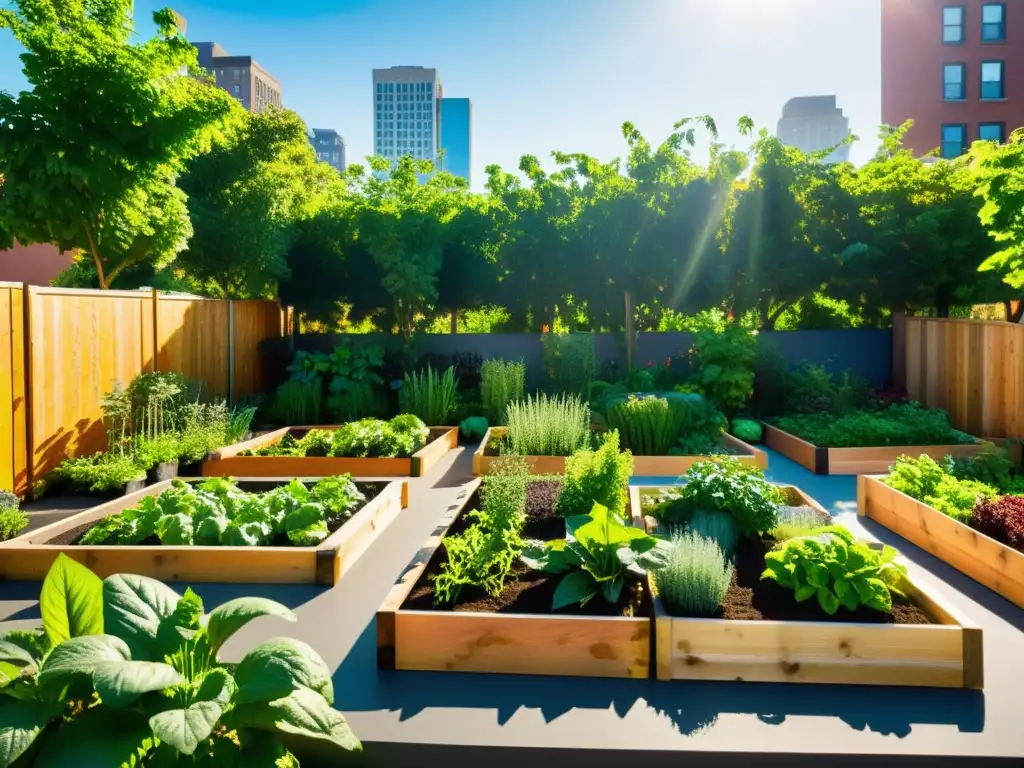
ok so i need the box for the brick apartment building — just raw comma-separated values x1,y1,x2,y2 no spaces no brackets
882,0,1024,157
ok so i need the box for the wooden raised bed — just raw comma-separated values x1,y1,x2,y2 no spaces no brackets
0,478,409,585
859,474,1024,609
473,427,766,477
633,483,984,689
377,478,651,679
762,423,988,475
202,426,458,478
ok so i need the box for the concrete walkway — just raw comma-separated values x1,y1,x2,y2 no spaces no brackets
1,445,1021,766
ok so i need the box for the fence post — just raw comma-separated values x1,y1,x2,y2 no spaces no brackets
227,300,235,406
21,283,34,496
151,288,160,372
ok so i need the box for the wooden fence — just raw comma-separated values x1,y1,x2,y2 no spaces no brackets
1,285,288,496
904,317,1024,440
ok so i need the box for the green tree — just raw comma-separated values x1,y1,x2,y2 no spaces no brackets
0,0,233,288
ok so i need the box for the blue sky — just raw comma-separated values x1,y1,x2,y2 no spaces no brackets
0,0,881,189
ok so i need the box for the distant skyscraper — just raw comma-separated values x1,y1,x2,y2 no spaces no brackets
194,42,282,113
776,96,851,163
439,97,471,185
311,129,346,172
372,66,441,168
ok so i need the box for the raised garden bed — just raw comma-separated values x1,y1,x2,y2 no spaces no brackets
377,478,652,679
633,484,984,689
203,425,458,478
858,474,1024,609
762,423,988,475
0,477,408,585
473,426,766,477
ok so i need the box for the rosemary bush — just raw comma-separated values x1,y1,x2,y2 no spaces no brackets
400,365,458,425
504,393,591,456
655,531,732,617
606,395,684,455
686,509,739,558
481,358,526,424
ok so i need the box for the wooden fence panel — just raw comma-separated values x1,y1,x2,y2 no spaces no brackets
156,296,230,400
26,287,154,482
231,301,283,400
906,317,1024,439
0,284,28,495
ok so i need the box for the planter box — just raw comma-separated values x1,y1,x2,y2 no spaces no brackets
859,474,1024,609
762,423,988,476
473,427,766,477
0,478,409,585
377,479,651,679
202,426,458,478
633,483,984,689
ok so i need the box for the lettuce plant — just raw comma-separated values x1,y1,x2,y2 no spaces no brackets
884,454,998,523
761,526,908,615
0,554,359,766
521,502,672,610
664,458,782,537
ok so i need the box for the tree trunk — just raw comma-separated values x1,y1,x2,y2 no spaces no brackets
1010,300,1024,324
936,303,950,318
83,220,109,290
449,308,458,334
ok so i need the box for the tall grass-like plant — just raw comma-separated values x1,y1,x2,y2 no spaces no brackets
655,531,732,617
771,506,829,541
400,365,458,425
606,395,684,455
271,379,323,424
686,509,739,558
504,393,591,456
481,358,526,424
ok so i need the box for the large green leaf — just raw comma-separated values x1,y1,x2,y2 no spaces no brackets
39,554,103,646
0,699,58,767
34,706,151,768
551,570,598,610
233,638,333,706
37,634,130,699
205,598,297,655
103,574,181,661
147,668,234,756
0,641,35,669
229,686,360,753
0,630,50,663
93,660,184,708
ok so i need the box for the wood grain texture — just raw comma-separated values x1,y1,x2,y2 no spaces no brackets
230,301,284,401
859,474,1024,610
905,317,1024,439
156,296,230,399
763,424,819,472
0,284,27,494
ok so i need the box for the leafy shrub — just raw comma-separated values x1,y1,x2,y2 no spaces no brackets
945,444,1024,494
731,418,763,443
503,393,591,457
555,430,633,519
128,371,187,440
0,488,20,511
970,496,1024,551
685,508,739,558
655,531,732,617
79,476,365,547
783,363,871,416
400,365,458,425
327,378,387,423
688,324,757,415
330,416,429,458
50,453,146,493
271,379,324,424
762,526,907,615
0,490,27,541
178,401,236,463
772,505,830,541
481,358,526,424
884,454,998,523
521,501,672,609
666,458,782,537
0,554,359,764
773,403,974,448
135,433,180,469
459,416,489,441
540,332,598,396
606,395,683,455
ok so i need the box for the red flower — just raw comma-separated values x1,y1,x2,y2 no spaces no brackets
541,324,549,334
665,358,671,367
645,361,653,368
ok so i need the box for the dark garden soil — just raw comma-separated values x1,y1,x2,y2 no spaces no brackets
402,482,647,618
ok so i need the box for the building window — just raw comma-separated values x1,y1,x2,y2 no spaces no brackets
943,6,965,42
943,63,966,99
979,122,1005,143
233,84,240,94
941,124,967,158
981,60,1005,98
982,4,1006,41
232,68,240,78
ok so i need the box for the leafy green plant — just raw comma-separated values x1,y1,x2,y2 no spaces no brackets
762,526,908,615
971,495,1024,551
330,415,429,458
0,554,359,765
0,490,27,541
270,380,323,425
135,434,180,470
50,453,146,494
686,509,739,558
731,418,763,443
176,401,236,464
521,501,672,609
945,444,1024,494
782,363,872,416
555,430,633,519
459,416,489,441
884,454,999,523
540,333,598,396
687,324,757,415
606,395,683,456
480,358,526,424
399,365,458,425
771,505,830,541
654,531,732,617
773,403,974,448
100,380,133,456
129,372,186,440
662,458,782,536
226,406,257,445
503,393,591,457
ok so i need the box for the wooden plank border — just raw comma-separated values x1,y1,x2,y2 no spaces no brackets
635,482,983,689
0,478,408,585
858,474,1024,611
763,423,989,476
376,478,651,679
203,426,459,479
473,427,766,477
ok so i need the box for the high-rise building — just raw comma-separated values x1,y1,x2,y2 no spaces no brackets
194,42,282,113
776,96,851,163
372,66,441,166
439,97,472,185
882,0,1023,158
311,129,346,172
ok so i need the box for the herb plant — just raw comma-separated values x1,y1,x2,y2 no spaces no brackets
654,531,732,617
662,458,782,536
687,324,757,415
945,444,1024,494
762,526,908,615
555,430,632,519
606,395,683,456
773,403,974,448
0,489,27,541
884,454,998,523
480,358,526,424
540,333,598,396
521,501,672,609
771,505,830,541
243,416,430,459
270,379,324,424
0,554,359,765
686,509,739,558
399,365,458,425
503,392,591,457
731,418,763,443
50,453,146,493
